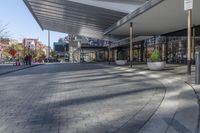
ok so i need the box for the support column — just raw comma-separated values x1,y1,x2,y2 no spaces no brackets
154,36,156,50
108,44,111,64
162,43,165,61
145,41,148,63
114,49,117,61
165,37,168,63
187,9,192,75
192,25,196,64
141,43,144,62
130,22,133,67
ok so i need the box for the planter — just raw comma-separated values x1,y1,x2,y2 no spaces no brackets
115,60,127,65
147,61,166,70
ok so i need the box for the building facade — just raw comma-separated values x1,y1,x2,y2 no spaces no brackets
53,38,69,61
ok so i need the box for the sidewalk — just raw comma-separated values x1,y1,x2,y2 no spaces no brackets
0,63,42,76
99,62,200,133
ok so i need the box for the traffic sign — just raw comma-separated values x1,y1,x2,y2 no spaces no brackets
184,0,193,11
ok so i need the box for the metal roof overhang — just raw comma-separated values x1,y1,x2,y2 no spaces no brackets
23,0,131,39
105,0,200,36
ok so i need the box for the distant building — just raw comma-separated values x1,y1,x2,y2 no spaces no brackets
42,45,52,58
53,38,69,59
23,38,42,51
67,35,109,63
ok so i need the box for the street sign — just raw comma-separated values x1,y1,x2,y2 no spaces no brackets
184,0,193,10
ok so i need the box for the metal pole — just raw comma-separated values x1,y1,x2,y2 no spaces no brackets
48,30,50,59
166,37,168,63
192,25,195,64
145,42,148,63
154,36,156,50
108,44,111,64
195,52,200,84
130,22,133,67
187,9,192,75
23,39,26,57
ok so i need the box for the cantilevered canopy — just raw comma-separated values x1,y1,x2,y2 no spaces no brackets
105,0,200,36
23,0,148,38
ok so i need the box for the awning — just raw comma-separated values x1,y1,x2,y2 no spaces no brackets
23,0,147,38
105,0,200,36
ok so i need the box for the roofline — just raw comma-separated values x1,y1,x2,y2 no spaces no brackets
23,0,44,31
103,0,164,35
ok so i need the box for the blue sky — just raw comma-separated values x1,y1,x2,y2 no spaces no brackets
0,0,66,47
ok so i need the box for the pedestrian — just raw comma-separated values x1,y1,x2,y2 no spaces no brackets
28,54,32,66
24,55,28,65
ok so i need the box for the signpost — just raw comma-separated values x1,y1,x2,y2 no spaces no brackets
185,0,193,75
184,0,193,11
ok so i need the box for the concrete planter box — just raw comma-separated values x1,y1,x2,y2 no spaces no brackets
115,60,127,65
147,61,166,70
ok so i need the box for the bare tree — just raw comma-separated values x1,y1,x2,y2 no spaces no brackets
0,23,9,38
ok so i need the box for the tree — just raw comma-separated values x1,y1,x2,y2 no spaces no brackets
0,23,9,38
50,51,58,59
8,48,17,57
34,49,45,62
2,43,24,61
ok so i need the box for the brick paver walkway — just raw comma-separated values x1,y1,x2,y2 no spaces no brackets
0,63,165,133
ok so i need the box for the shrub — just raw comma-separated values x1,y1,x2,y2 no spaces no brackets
117,51,127,60
150,50,161,62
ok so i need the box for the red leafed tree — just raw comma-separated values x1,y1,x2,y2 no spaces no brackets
8,49,17,57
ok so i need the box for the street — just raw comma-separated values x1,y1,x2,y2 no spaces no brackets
0,63,165,133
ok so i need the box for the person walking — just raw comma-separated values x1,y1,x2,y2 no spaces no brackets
24,55,28,65
28,54,32,66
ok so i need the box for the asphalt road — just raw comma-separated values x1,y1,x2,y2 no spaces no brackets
0,63,165,133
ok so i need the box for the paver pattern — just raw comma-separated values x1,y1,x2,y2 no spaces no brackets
0,63,165,133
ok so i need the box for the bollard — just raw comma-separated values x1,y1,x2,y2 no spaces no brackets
195,52,200,84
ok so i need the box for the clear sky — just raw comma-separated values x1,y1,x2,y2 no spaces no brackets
0,0,66,48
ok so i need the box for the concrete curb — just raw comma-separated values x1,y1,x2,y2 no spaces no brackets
98,63,199,133
0,64,43,76
185,82,200,133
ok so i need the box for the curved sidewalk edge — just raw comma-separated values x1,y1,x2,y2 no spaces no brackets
137,71,199,133
0,64,43,76
98,63,199,133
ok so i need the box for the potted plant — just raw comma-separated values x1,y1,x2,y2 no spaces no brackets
147,50,166,70
115,50,127,65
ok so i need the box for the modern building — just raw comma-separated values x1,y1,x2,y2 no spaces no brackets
53,38,69,60
24,0,200,66
23,38,42,51
41,45,50,58
66,35,110,63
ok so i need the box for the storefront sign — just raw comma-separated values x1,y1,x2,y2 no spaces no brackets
184,0,193,10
